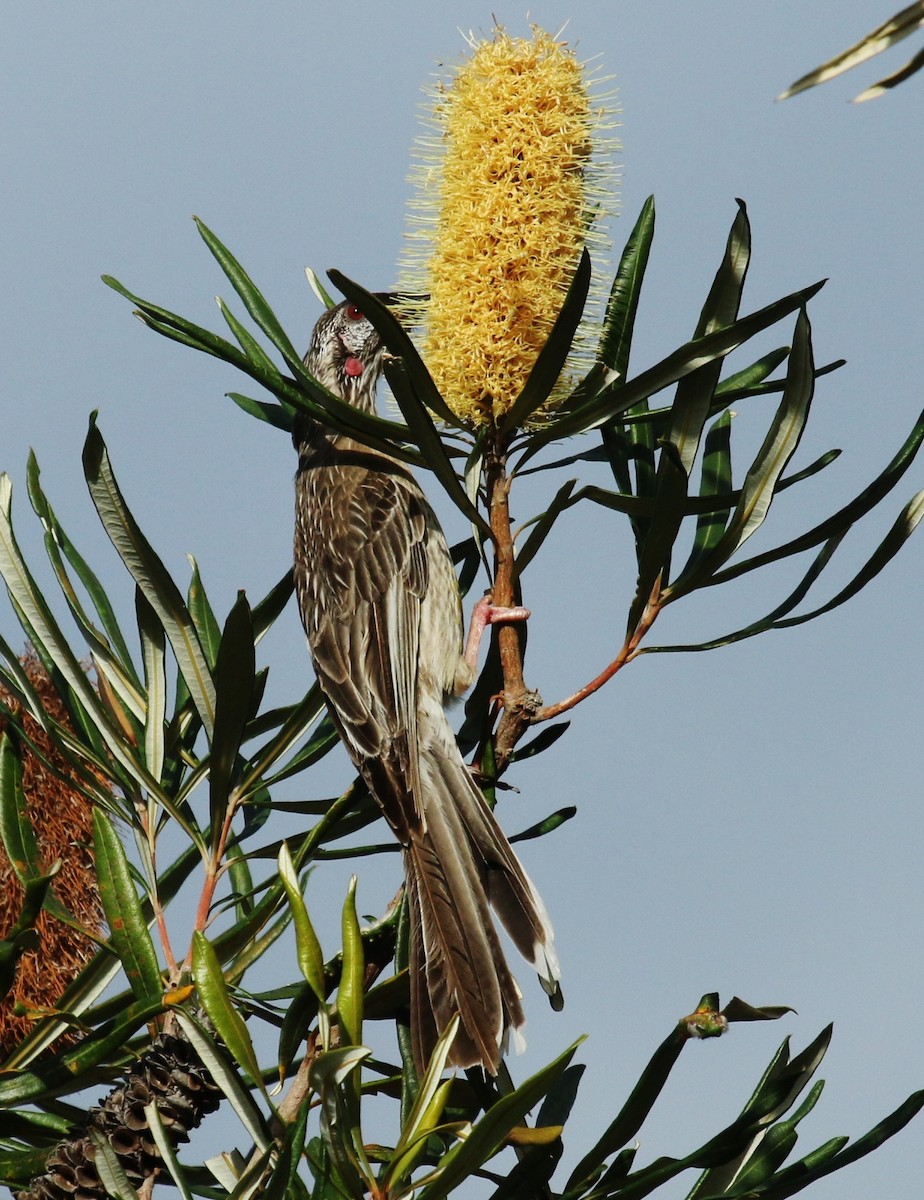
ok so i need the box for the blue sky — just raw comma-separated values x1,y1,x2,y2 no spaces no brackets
2,4,922,1197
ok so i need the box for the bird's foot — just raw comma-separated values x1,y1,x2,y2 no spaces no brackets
462,592,530,676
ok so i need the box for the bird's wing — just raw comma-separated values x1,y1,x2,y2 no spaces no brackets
297,462,430,839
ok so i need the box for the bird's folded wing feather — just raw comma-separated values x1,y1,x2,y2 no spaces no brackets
298,463,431,837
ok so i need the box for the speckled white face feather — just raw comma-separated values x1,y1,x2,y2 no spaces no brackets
302,301,385,413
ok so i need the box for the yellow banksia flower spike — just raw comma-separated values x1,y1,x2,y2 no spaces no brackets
400,24,619,427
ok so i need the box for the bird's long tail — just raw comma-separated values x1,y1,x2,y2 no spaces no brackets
404,722,559,1073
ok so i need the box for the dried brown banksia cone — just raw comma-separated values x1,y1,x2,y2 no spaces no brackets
14,1031,222,1200
0,654,104,1056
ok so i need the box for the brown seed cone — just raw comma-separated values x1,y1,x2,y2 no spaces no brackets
14,1031,222,1200
0,654,105,1055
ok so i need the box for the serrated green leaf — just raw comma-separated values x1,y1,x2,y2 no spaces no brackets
92,808,162,1005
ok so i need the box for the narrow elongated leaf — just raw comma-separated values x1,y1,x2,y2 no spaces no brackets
187,557,222,670
708,404,924,586
194,216,304,371
278,843,327,1003
674,410,735,587
566,1027,687,1190
92,808,162,1005
666,201,750,478
665,308,815,603
516,479,578,573
772,489,924,628
325,270,461,427
383,357,489,534
89,1130,144,1200
722,307,814,549
381,1016,459,1190
82,417,217,738
0,732,41,880
175,1009,272,1149
0,473,162,797
418,1039,581,1200
228,391,293,432
337,876,363,1050
499,248,592,433
209,592,255,839
519,280,825,464
751,1089,924,1200
598,195,655,379
143,1102,195,1200
136,587,166,784
779,2,924,100
191,931,265,1093
26,452,139,686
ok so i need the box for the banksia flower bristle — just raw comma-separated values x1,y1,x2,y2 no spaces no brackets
400,25,618,426
0,654,104,1056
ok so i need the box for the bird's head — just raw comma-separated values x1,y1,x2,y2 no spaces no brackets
303,300,385,413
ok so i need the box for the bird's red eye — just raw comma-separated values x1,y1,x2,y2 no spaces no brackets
345,304,364,321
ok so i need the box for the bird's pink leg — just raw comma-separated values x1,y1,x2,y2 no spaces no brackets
462,593,530,678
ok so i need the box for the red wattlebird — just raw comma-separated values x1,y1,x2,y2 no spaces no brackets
293,300,559,1073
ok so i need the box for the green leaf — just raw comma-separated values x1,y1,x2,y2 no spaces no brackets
82,416,217,738
519,279,826,465
187,557,222,670
209,591,256,840
26,450,140,689
325,270,461,428
383,356,490,535
278,842,327,1004
380,1016,459,1191
89,1130,145,1200
779,2,924,101
0,732,41,880
598,195,656,379
136,587,166,785
194,216,304,372
338,876,364,1049
709,403,924,586
566,1026,687,1191
666,200,750,478
228,391,294,432
175,1009,272,1150
673,409,735,586
499,248,592,433
772,488,924,628
92,808,162,1005
191,931,266,1095
516,479,578,574
0,473,160,798
418,1039,582,1200
666,307,816,602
